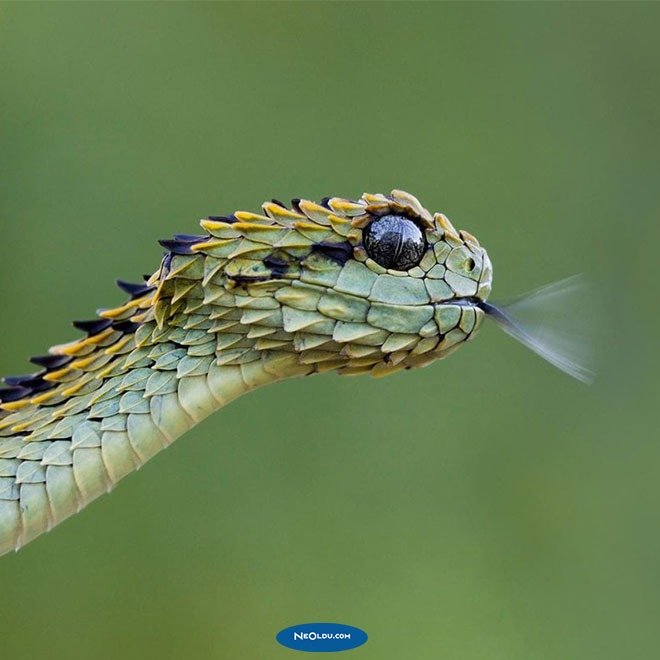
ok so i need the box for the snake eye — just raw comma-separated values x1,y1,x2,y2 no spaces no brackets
363,214,426,271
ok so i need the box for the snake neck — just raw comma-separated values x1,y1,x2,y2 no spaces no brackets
0,235,335,450
0,250,315,555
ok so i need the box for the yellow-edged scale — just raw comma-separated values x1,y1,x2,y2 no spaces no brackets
0,190,592,556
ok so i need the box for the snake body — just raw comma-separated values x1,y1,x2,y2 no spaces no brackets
0,190,492,556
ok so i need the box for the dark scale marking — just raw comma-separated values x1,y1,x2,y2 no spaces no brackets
161,252,173,274
291,198,302,213
228,274,271,284
158,239,196,255
4,372,46,387
22,379,54,395
1,374,56,399
0,386,31,403
263,254,292,278
320,197,332,209
312,241,354,265
263,255,291,268
173,234,205,242
116,280,154,299
73,318,113,335
112,320,141,334
30,354,72,369
270,199,286,208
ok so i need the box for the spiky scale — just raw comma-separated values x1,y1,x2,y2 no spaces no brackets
0,459,19,477
42,441,73,467
72,447,111,503
15,461,46,485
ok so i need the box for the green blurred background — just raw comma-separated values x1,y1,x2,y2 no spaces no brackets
0,3,658,659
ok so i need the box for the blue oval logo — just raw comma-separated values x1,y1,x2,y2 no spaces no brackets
276,622,368,652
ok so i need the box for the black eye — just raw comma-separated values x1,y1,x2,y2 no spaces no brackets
363,215,426,271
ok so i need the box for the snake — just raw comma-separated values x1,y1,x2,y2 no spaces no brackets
0,189,586,557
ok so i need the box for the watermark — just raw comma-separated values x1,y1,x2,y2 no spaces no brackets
276,622,368,652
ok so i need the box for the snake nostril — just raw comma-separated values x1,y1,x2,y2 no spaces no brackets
466,258,476,272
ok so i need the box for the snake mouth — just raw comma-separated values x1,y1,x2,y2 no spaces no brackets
443,296,485,309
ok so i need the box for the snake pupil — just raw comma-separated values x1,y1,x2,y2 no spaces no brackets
363,214,426,271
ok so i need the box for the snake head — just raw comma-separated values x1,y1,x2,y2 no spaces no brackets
350,190,492,365
154,189,492,377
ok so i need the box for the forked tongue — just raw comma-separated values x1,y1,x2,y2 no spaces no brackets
478,275,595,384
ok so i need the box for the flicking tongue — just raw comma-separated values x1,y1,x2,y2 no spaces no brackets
479,275,595,384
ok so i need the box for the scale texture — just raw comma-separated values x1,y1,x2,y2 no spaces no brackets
0,190,492,556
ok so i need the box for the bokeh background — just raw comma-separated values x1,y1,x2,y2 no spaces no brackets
1,3,658,659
